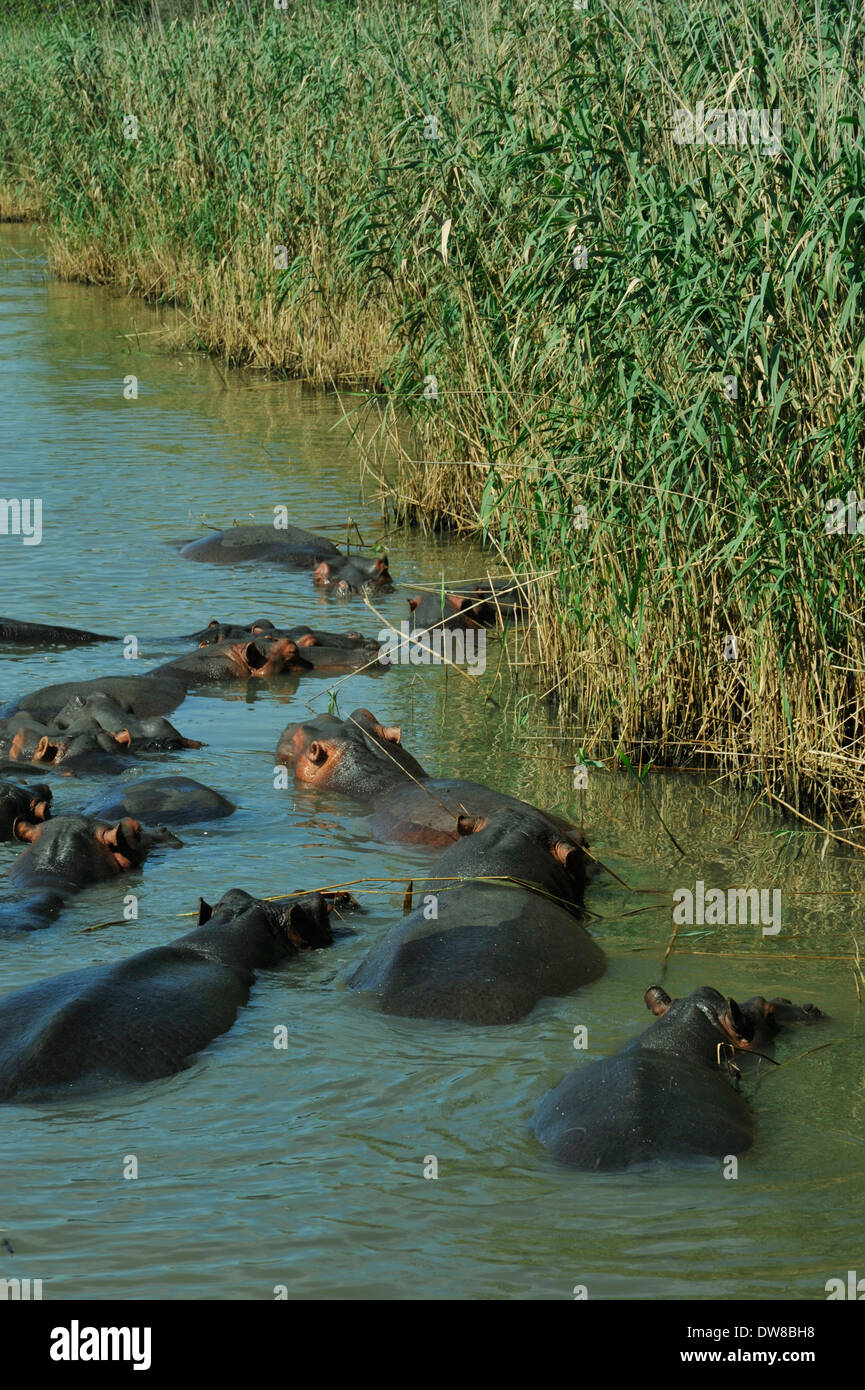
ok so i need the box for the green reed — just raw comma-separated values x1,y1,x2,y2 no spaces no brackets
1,0,863,822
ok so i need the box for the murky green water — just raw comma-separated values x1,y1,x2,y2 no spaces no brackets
1,222,863,1301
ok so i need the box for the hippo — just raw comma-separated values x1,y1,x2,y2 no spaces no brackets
179,523,343,567
0,887,356,1101
532,984,825,1170
179,524,392,592
276,707,578,847
53,694,202,753
82,777,235,827
0,814,181,931
407,592,496,635
0,698,201,773
452,577,534,616
179,624,381,674
0,618,117,645
148,635,310,685
0,714,133,774
182,618,374,650
0,780,51,840
4,675,187,722
313,554,392,595
348,807,601,1023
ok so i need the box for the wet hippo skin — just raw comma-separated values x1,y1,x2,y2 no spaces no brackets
347,807,602,1024
82,777,235,827
0,814,182,931
532,984,825,1170
0,888,353,1101
0,618,116,645
276,707,582,848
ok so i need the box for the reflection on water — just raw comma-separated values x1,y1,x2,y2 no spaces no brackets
0,223,863,1301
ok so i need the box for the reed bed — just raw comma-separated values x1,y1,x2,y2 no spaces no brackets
1,0,864,823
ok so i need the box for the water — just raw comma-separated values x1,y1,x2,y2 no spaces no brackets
1,222,863,1301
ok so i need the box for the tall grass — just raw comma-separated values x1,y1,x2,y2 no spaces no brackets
1,0,864,824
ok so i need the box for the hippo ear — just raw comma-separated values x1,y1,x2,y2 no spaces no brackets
721,997,756,1047
645,986,672,1016
207,619,219,628
408,597,420,613
457,814,487,836
12,819,43,844
313,561,332,582
374,723,402,744
285,897,332,950
550,838,585,871
198,898,214,925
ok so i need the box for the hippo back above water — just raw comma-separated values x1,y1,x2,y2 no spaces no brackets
276,707,580,847
348,806,602,1024
532,984,824,1170
0,888,350,1101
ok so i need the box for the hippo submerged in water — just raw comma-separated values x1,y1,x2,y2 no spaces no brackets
348,806,602,1024
0,694,201,774
0,887,357,1102
179,523,391,595
532,984,824,1170
4,675,187,723
276,707,579,847
82,776,235,828
0,814,181,931
0,617,116,646
0,779,52,840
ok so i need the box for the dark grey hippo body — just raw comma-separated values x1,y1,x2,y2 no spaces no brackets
407,591,496,636
148,635,309,685
0,888,347,1101
0,618,116,646
532,985,824,1170
276,707,579,848
0,780,51,840
83,777,235,827
348,807,601,1024
5,675,186,722
179,523,342,567
0,694,200,773
312,554,392,595
181,618,373,649
0,713,132,774
0,814,181,931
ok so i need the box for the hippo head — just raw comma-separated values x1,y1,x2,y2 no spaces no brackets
8,722,127,767
224,636,309,678
642,985,824,1058
643,985,762,1052
408,592,494,633
192,618,279,646
313,555,391,595
0,780,51,838
11,814,182,887
195,887,358,963
276,707,427,796
446,806,589,908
